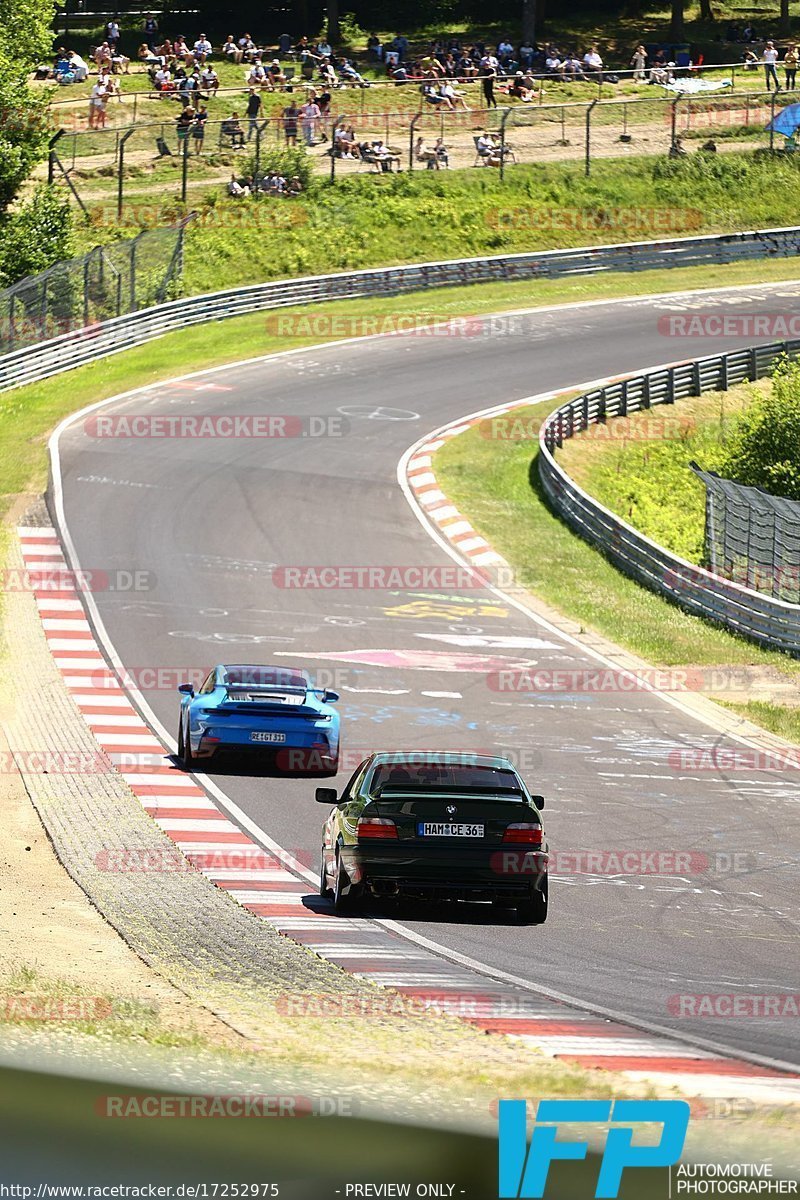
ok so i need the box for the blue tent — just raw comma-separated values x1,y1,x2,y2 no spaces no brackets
765,102,800,136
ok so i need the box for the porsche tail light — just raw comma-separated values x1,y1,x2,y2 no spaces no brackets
357,817,398,840
502,823,543,845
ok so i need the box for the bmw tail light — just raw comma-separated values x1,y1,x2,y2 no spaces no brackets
502,823,543,846
357,817,397,840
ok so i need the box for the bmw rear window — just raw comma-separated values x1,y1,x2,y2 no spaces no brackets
369,762,525,796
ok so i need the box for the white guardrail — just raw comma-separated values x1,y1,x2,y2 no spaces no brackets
4,223,800,393
539,339,800,656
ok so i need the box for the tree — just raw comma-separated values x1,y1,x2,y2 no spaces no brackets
522,0,536,44
327,0,340,44
670,0,684,40
780,0,789,36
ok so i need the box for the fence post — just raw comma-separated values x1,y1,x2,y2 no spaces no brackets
499,107,513,181
409,111,423,171
670,97,680,150
117,127,136,221
585,98,598,177
48,130,64,186
253,120,266,195
180,128,190,203
329,110,338,182
770,91,776,152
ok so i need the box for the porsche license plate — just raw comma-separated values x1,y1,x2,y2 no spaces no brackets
250,731,287,743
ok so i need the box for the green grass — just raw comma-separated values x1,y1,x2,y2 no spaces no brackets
62,152,800,295
555,384,760,562
434,393,800,680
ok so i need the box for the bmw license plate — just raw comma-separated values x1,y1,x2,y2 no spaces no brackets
250,732,287,743
417,822,484,837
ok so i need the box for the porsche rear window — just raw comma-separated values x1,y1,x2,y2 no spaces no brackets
220,666,309,688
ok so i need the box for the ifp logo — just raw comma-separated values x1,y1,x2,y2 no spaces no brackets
498,1099,690,1198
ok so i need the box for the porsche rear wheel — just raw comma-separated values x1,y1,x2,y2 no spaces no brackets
180,717,194,769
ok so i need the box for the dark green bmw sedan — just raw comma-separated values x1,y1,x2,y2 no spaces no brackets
317,751,548,924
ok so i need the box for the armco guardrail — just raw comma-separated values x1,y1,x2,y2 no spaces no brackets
3,224,800,393
538,338,800,656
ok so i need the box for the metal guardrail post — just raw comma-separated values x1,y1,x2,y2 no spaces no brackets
670,97,680,151
770,92,776,152
181,131,190,203
330,111,338,183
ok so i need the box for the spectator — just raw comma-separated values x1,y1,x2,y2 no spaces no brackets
317,37,332,58
480,56,498,108
519,40,534,69
371,140,399,172
228,173,250,196
221,112,245,147
300,96,321,145
193,34,212,64
631,44,647,80
763,41,781,91
278,32,293,56
415,135,437,167
282,99,299,145
392,63,409,83
434,136,449,167
176,103,196,146
246,88,262,138
192,103,208,151
174,36,191,65
222,35,241,62
391,33,408,62
742,48,759,70
440,79,468,109
247,59,267,86
423,81,445,106
341,58,368,86
288,175,303,194
785,44,798,89
367,33,382,61
153,64,172,93
239,34,257,62
55,49,74,84
509,70,535,101
143,13,159,49
105,20,120,50
88,79,108,127
563,52,587,81
583,45,603,81
69,50,89,81
476,130,502,165
201,64,219,94
268,58,287,89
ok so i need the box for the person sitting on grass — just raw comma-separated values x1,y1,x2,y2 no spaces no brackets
228,173,250,196
193,34,212,64
288,175,304,194
268,58,287,90
201,64,219,95
340,58,368,87
222,35,240,62
221,112,246,147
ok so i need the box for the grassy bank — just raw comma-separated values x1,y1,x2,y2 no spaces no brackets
66,153,800,293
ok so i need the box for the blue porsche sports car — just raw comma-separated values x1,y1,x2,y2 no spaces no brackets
177,664,340,773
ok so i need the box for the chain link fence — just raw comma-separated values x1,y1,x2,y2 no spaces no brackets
0,222,188,355
691,465,800,602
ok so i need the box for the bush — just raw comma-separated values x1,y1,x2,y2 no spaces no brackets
0,186,73,287
716,357,800,499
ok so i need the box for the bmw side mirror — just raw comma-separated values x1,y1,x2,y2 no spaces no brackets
178,684,195,696
315,787,338,804
531,794,545,809
324,690,340,702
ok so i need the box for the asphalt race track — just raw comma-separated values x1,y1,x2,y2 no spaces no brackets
53,281,800,1068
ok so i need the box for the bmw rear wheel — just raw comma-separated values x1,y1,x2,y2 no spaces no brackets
516,875,548,925
319,850,331,898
